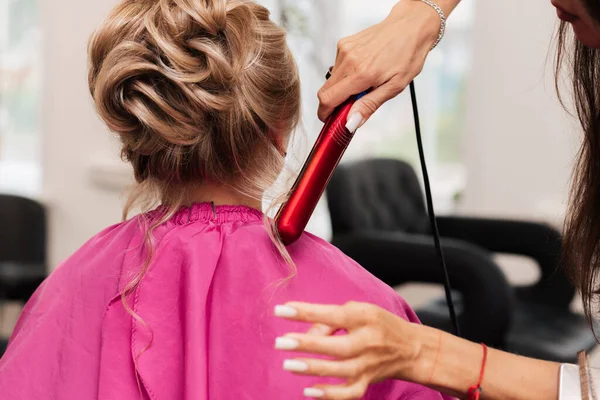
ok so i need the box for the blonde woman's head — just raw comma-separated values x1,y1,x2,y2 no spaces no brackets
88,0,301,209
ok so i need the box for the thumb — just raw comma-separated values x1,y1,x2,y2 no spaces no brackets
346,82,402,132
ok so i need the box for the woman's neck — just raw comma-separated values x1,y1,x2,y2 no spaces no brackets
185,181,263,211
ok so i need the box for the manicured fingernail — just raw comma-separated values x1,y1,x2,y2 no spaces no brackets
304,388,325,398
283,359,309,372
275,337,299,350
274,305,298,318
345,112,364,133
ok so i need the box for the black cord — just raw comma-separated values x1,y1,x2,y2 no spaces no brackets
409,81,461,337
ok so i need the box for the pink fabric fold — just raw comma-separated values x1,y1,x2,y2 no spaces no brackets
1,203,448,400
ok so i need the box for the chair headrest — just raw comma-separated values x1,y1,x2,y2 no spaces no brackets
0,194,46,263
326,158,429,235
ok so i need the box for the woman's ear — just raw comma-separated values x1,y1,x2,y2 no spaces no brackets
270,130,289,157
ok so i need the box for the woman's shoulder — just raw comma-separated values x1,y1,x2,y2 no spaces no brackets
139,214,418,323
56,217,141,270
36,217,145,305
292,231,387,282
281,232,419,322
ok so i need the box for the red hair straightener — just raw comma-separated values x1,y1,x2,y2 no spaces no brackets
274,89,367,246
274,73,461,337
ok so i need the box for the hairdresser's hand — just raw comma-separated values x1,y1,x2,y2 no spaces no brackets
319,0,453,128
274,302,428,400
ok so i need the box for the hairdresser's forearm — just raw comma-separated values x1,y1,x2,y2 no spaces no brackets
385,0,462,48
412,325,560,400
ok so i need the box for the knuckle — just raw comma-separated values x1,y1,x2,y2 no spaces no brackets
347,364,360,378
360,97,379,115
388,76,408,95
318,88,332,106
317,107,329,122
366,305,383,323
348,361,365,378
342,302,359,321
302,308,315,321
356,64,375,82
349,382,369,400
363,312,379,326
337,38,352,54
367,330,387,352
299,335,314,349
356,381,369,396
345,53,359,68
336,305,355,326
314,362,329,377
412,62,424,75
357,303,373,316
347,335,368,357
344,301,361,309
338,338,357,358
345,302,377,323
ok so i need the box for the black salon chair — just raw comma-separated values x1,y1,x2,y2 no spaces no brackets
0,194,47,356
326,158,597,363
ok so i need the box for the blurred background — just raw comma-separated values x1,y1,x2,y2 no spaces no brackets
1,0,592,363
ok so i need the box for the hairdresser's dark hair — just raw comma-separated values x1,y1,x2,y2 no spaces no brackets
558,0,600,324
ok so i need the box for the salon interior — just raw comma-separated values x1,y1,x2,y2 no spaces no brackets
0,0,592,366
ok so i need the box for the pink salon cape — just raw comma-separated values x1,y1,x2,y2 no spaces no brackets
0,203,449,399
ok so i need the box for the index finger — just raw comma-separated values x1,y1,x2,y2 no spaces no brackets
274,302,356,329
317,75,372,121
316,68,346,119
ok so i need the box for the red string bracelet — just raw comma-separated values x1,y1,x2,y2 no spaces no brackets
467,343,488,400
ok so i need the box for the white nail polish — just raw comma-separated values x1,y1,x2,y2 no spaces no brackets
304,388,325,398
345,113,364,133
283,359,309,372
275,337,299,350
274,305,298,318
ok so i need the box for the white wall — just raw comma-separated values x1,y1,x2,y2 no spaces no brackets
462,1,580,227
42,0,578,268
41,0,126,268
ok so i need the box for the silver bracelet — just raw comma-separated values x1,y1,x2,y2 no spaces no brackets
420,0,446,50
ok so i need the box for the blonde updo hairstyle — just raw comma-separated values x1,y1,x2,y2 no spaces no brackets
87,0,301,355
89,0,301,210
